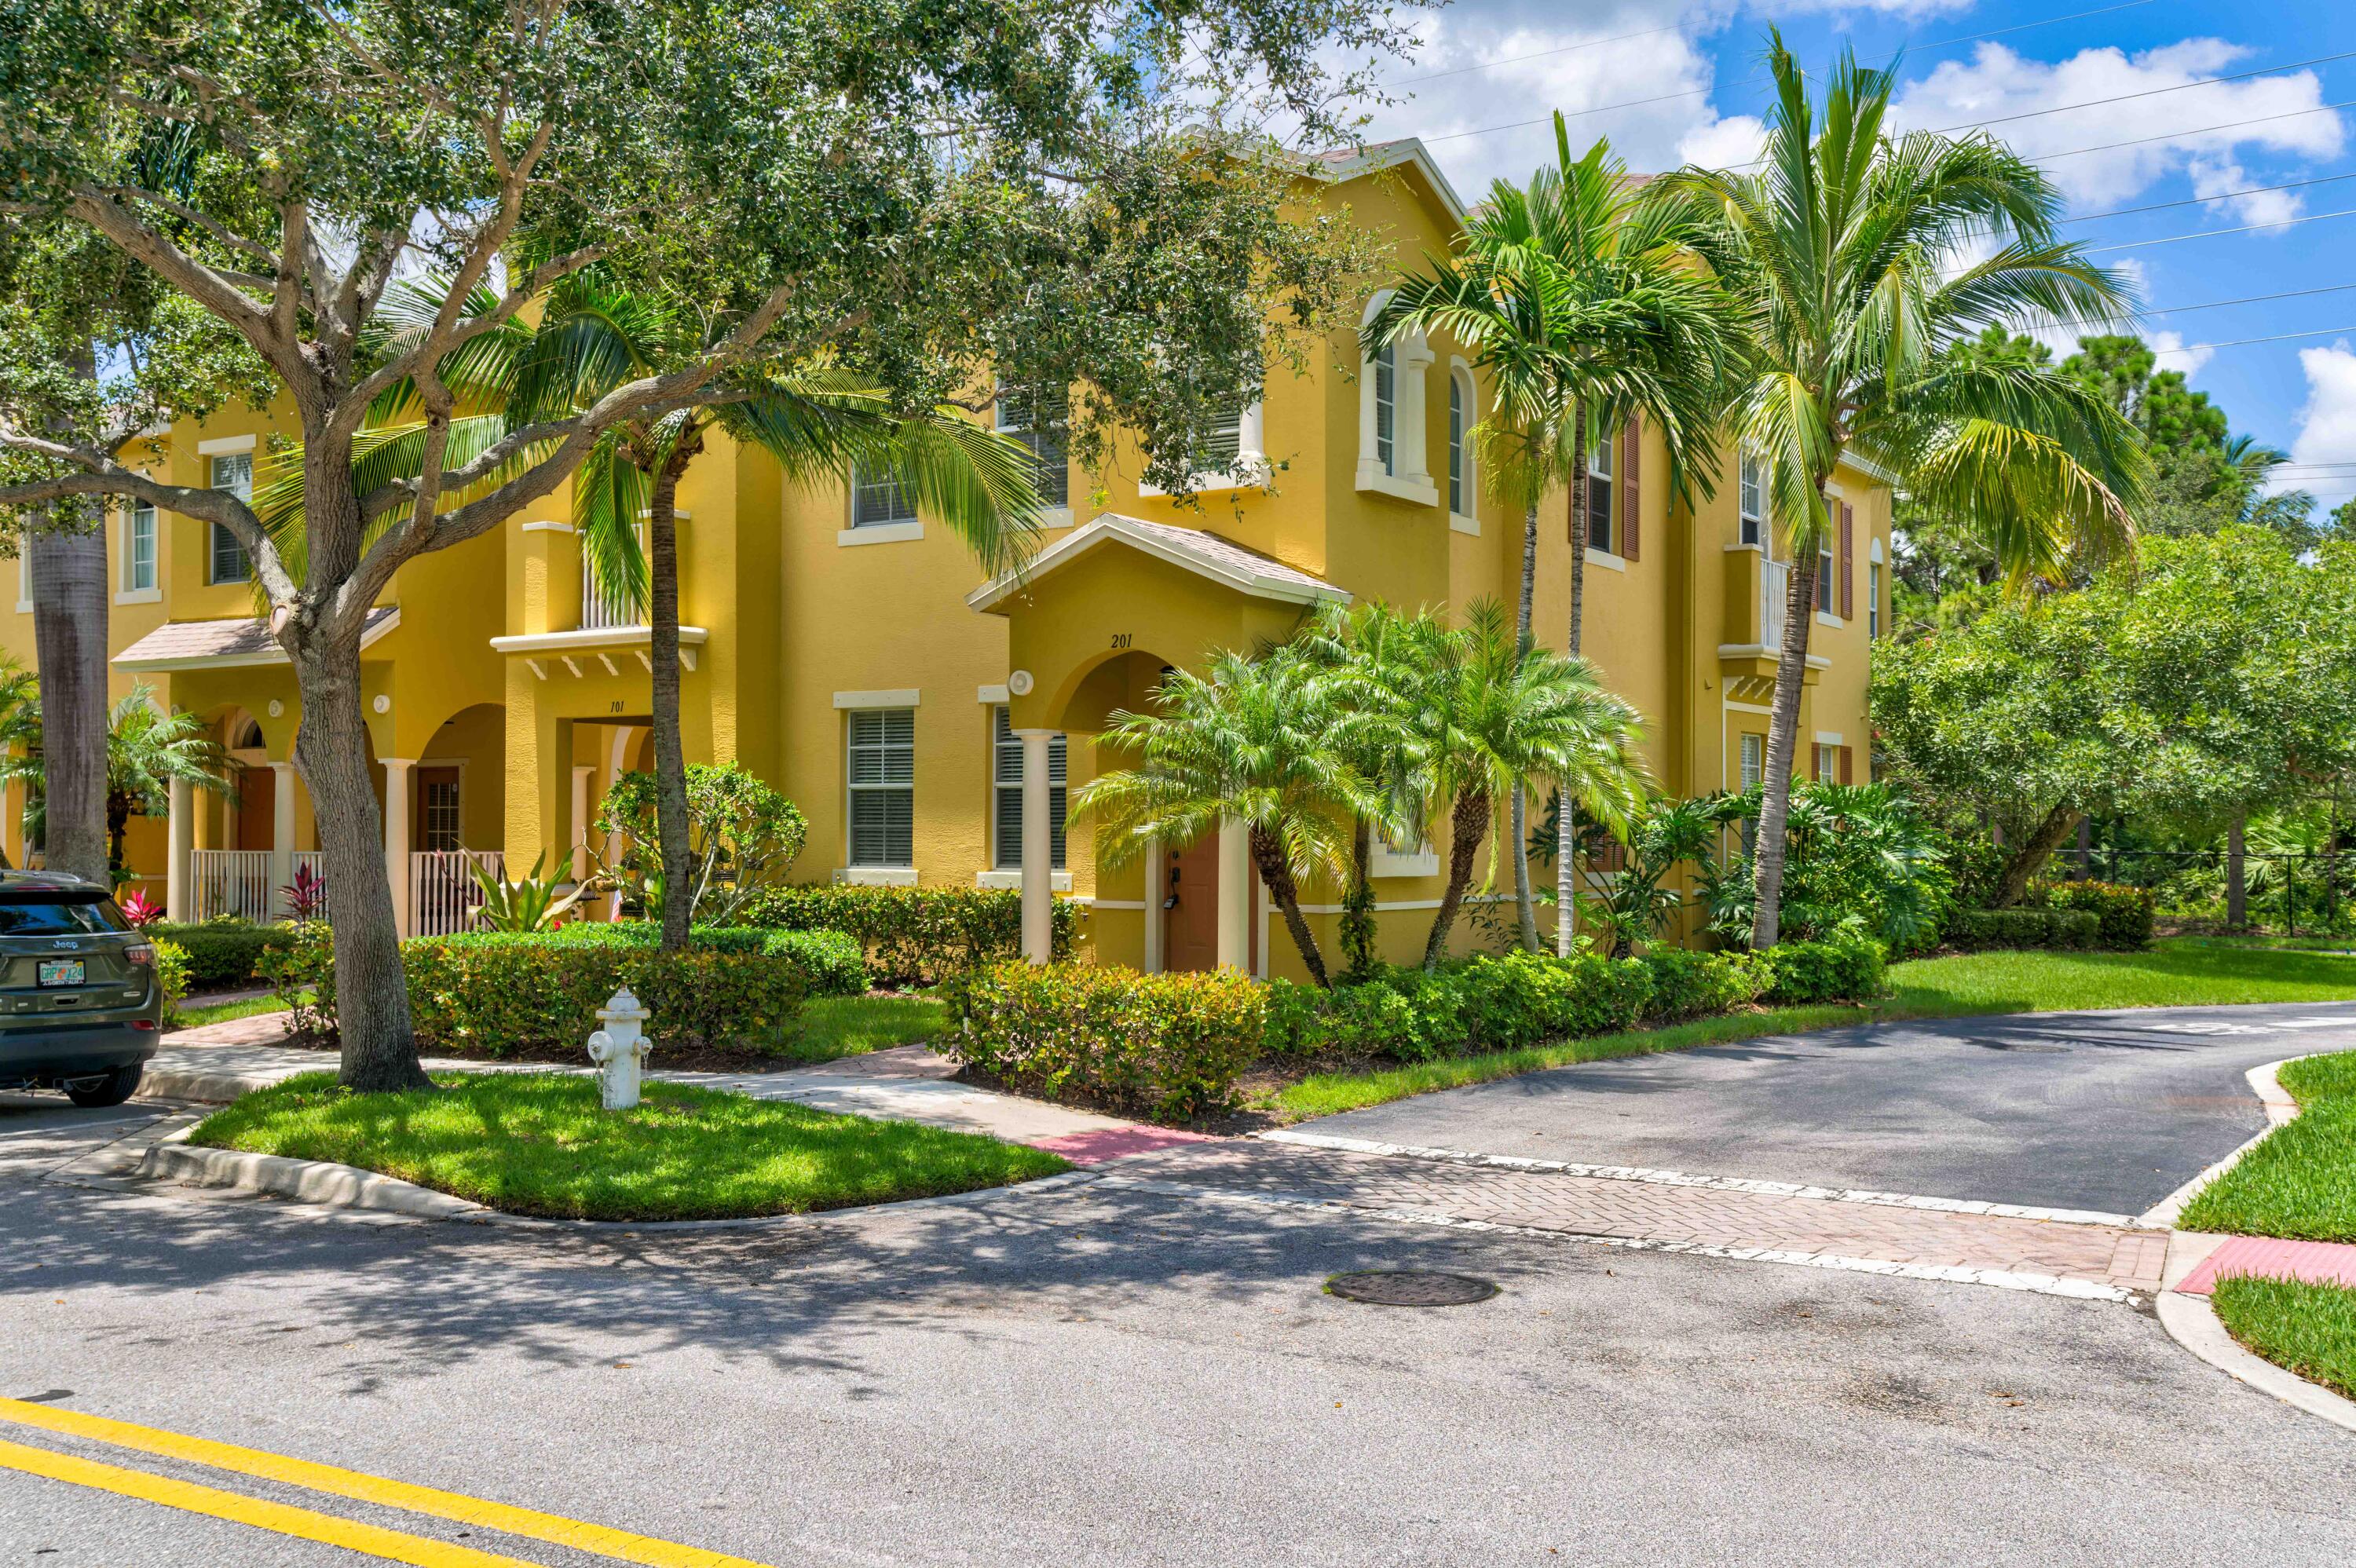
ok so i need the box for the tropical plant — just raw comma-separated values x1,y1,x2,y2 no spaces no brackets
1387,600,1650,968
465,850,594,934
591,762,809,929
0,656,41,866
1372,119,1740,952
1705,781,1953,953
8,682,236,879
1586,795,1725,956
1074,643,1377,988
116,886,163,927
278,864,328,923
1657,34,2149,947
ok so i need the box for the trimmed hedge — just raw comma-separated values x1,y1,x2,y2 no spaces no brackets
1264,950,1661,1065
151,919,294,990
2039,879,2157,949
1641,948,1772,1023
540,920,869,996
735,883,1082,983
1757,935,1889,1005
953,962,1262,1121
1945,908,2102,952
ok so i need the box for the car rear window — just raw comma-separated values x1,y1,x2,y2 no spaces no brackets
0,893,131,935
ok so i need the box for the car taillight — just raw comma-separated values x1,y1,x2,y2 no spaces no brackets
130,1018,157,1031
125,945,155,966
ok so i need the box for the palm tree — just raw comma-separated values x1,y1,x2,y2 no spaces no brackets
1074,644,1373,987
2,680,232,880
1659,35,2149,948
1392,600,1650,967
267,272,1044,950
1372,119,1740,954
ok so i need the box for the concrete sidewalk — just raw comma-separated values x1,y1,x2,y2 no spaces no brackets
144,1016,1210,1165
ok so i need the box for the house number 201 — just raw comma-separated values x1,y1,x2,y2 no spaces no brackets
1109,632,1132,649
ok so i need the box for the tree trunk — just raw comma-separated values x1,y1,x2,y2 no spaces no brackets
1994,802,2080,907
1748,522,1821,950
1249,823,1328,988
1557,411,1588,957
1423,788,1490,969
649,440,701,951
1510,499,1541,951
291,638,428,1092
1341,816,1376,981
28,521,109,886
2226,811,2248,929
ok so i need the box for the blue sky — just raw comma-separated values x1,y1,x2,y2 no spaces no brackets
1335,0,2356,510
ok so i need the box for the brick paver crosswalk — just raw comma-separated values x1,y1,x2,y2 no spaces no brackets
1101,1141,2168,1300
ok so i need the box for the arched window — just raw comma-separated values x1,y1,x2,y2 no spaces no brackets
1357,292,1437,506
1447,364,1476,524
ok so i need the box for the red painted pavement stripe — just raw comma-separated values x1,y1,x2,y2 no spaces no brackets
2175,1234,2356,1295
1028,1126,1216,1164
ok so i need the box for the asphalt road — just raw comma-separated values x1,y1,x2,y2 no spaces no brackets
1304,1000,2356,1215
4,1088,2354,1566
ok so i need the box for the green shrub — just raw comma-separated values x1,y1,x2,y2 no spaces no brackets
1263,950,1656,1065
540,920,868,996
151,919,294,989
1641,948,1770,1022
152,938,192,1027
1945,907,2102,952
258,921,337,1038
1760,935,1887,1003
404,925,858,1056
2038,879,2157,949
953,962,1261,1121
737,883,1083,983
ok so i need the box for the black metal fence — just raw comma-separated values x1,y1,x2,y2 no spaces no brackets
2057,846,2354,935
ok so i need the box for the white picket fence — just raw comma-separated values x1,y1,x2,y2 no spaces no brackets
410,850,503,938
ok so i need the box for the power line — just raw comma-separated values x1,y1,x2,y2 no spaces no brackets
2150,324,2356,355
2040,99,2356,161
2067,171,2356,222
1385,22,1686,89
2087,204,2356,253
1922,48,2356,137
2141,283,2356,316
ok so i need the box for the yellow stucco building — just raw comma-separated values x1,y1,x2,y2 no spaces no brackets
1,138,1892,979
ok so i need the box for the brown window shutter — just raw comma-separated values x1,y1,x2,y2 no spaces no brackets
1621,415,1641,562
1838,503,1854,619
1838,745,1853,785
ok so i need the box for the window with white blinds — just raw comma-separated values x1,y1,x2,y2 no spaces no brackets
1373,344,1396,476
1447,373,1467,515
209,453,252,584
1193,397,1245,473
126,502,157,591
847,709,915,866
996,385,1070,509
991,707,1066,870
1586,434,1615,553
1738,452,1765,547
1740,733,1764,791
851,465,917,529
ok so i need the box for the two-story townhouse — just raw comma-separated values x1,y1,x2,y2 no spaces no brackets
0,137,1892,981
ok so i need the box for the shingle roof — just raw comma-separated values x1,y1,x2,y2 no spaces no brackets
967,514,1347,612
112,605,399,671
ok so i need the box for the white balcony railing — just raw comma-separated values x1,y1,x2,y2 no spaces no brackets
410,850,503,938
1762,557,1791,652
192,850,273,922
582,568,635,630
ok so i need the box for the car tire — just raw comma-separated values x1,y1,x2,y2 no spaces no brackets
64,1064,143,1109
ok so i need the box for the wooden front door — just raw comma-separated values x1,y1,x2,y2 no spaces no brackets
1163,836,1221,973
235,765,274,852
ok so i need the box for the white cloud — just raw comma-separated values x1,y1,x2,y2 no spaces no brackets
1770,0,1972,14
2147,330,2215,380
2186,156,2303,229
1892,42,2345,210
1677,113,1764,170
2287,344,2356,508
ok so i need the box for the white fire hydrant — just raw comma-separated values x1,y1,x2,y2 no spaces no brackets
585,986,653,1110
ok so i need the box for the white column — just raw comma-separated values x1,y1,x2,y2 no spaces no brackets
382,758,415,939
1142,839,1165,974
1015,728,1054,963
166,775,195,922
1216,815,1250,972
268,763,297,919
570,765,595,882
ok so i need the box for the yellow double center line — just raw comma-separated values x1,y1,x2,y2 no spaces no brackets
0,1396,777,1566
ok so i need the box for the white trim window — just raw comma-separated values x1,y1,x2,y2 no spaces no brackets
1740,732,1764,791
1586,433,1615,553
996,383,1070,510
991,707,1066,870
1816,527,1835,614
1355,292,1436,503
1447,368,1473,517
1193,396,1246,474
1813,742,1838,783
1868,561,1882,639
209,453,253,584
1373,342,1397,477
1738,451,1765,547
847,708,916,867
124,501,158,593
851,464,918,530
420,773,462,853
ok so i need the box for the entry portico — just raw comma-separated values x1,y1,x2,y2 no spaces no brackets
969,514,1348,972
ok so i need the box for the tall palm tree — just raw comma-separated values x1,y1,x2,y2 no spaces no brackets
1659,35,2149,948
265,272,1044,949
1074,643,1373,988
1392,600,1650,967
1293,600,1428,981
1373,119,1740,954
2,679,232,879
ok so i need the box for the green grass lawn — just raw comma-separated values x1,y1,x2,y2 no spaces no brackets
758,993,947,1065
1265,943,2356,1123
189,1072,1068,1220
171,991,302,1031
2210,1276,2356,1404
2179,1051,2356,1243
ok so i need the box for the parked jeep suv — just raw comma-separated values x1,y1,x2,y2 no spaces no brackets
0,873,164,1107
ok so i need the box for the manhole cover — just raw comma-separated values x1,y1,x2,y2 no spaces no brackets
1324,1270,1498,1307
1977,1040,2068,1053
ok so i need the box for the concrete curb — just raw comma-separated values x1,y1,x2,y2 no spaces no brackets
2149,1054,2356,1435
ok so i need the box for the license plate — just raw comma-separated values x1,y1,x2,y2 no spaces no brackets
37,959,85,988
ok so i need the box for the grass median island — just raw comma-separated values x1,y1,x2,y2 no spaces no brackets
2179,1051,2356,1243
188,1072,1069,1221
2209,1276,2356,1404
